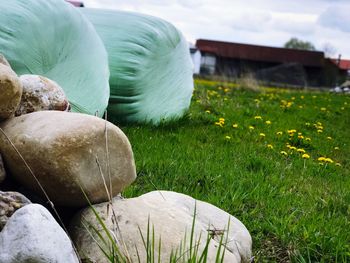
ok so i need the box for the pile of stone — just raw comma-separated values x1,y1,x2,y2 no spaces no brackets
0,55,252,262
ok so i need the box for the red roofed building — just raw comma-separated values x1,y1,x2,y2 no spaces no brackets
195,39,347,87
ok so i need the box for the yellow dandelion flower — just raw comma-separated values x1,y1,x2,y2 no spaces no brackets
297,149,306,153
324,158,334,163
280,151,288,156
219,117,225,122
334,146,339,150
305,137,311,141
265,120,272,125
259,133,266,137
215,122,223,127
302,153,310,159
317,122,322,126
305,122,311,126
335,163,341,167
225,135,231,140
298,135,304,139
205,110,211,114
291,96,296,100
317,130,323,133
254,99,260,103
321,107,326,111
254,116,262,120
301,96,304,99
224,88,229,92
327,136,332,140
318,157,326,162
299,105,303,109
290,146,297,150
276,131,283,135
288,129,297,134
232,123,238,128
249,126,255,130
267,144,273,149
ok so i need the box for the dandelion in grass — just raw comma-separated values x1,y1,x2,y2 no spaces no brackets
254,116,262,120
265,120,271,125
259,133,266,138
225,135,231,140
325,158,334,163
305,122,311,126
321,107,326,111
232,123,238,128
327,136,332,140
305,137,311,142
276,131,283,136
336,163,342,167
298,135,304,139
301,95,304,99
317,129,323,133
280,151,288,156
205,110,211,114
297,149,306,153
334,146,339,150
267,144,273,149
215,122,223,127
318,157,326,162
302,153,310,159
249,126,255,130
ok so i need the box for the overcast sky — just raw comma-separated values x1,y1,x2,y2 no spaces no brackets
83,0,350,59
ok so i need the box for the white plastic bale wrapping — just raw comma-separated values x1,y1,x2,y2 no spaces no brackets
0,0,110,117
81,9,194,124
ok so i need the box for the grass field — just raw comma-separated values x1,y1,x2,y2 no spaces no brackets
120,79,350,262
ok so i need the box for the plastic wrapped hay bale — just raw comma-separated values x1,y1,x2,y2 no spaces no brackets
0,0,109,117
82,9,194,124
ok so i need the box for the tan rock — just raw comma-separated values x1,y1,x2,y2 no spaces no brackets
70,191,252,263
15,75,70,116
0,64,22,120
0,111,136,206
0,191,31,231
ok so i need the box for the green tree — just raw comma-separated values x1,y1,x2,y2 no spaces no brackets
284,37,316,51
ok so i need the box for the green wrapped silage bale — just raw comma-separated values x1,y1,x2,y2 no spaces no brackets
81,8,194,124
0,0,110,117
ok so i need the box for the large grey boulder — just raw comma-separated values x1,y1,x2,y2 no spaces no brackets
0,111,136,206
0,191,31,231
0,204,79,263
70,191,252,263
0,63,22,120
15,74,70,116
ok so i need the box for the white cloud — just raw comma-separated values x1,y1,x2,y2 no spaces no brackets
82,0,350,58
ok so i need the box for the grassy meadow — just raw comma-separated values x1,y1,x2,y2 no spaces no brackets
120,79,350,262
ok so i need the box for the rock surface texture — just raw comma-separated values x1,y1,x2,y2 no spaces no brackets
0,111,136,206
0,191,31,231
15,74,70,116
0,64,22,120
70,191,252,263
0,204,79,263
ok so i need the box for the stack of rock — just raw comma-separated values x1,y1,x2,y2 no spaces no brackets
0,54,252,262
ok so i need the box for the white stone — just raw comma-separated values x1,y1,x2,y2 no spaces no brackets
70,191,252,263
0,111,136,206
15,75,70,116
0,204,79,263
